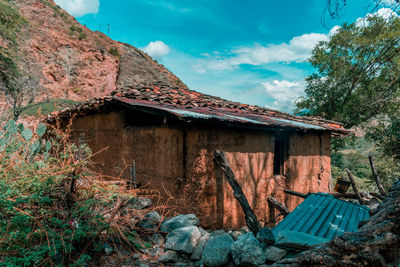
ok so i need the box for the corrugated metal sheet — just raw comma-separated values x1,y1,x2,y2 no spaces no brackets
117,98,338,132
273,193,370,240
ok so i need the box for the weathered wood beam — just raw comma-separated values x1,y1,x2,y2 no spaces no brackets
368,155,387,197
283,189,309,199
345,168,366,205
214,150,261,235
267,196,289,217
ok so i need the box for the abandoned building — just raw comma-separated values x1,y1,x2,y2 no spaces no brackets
48,82,348,229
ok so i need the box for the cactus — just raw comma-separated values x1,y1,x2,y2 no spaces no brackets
45,140,52,152
36,123,47,138
30,140,40,156
22,128,33,141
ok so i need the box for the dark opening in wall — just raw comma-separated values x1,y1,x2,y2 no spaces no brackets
274,134,288,175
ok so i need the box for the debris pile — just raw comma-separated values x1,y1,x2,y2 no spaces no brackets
288,179,400,266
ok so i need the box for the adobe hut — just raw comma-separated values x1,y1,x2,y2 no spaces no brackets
48,82,347,229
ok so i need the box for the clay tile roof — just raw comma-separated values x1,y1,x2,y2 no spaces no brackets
47,81,348,134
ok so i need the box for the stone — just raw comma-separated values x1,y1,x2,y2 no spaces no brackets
273,230,329,250
191,233,210,260
201,233,234,267
137,262,149,267
161,214,200,233
130,253,141,260
165,226,201,254
198,226,209,237
103,243,113,255
256,227,275,245
230,231,242,240
173,263,188,267
158,250,179,263
151,232,165,246
126,197,152,210
264,246,287,262
231,232,267,266
210,229,225,237
149,247,163,257
139,211,161,230
241,226,250,233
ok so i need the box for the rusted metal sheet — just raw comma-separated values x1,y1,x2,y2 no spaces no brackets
116,98,344,132
273,193,370,240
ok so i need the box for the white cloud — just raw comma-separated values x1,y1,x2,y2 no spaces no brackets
193,28,337,72
54,0,99,17
356,7,397,27
262,80,306,111
380,0,398,7
142,41,171,59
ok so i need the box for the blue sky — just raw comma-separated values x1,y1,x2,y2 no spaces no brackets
54,0,397,112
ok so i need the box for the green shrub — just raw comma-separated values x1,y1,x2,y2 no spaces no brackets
108,47,120,57
21,98,79,117
78,32,87,40
0,120,108,266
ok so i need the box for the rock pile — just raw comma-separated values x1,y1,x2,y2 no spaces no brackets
98,197,297,267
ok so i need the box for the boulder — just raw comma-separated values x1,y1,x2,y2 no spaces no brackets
165,226,201,254
210,229,225,237
158,250,179,263
202,233,234,266
191,233,210,260
230,231,242,240
161,214,199,233
274,230,329,251
151,232,165,246
126,197,152,210
139,211,161,230
231,232,267,266
264,246,287,262
149,247,163,257
256,227,275,245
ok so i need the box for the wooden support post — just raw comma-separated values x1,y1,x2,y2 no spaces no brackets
345,168,366,205
267,196,289,217
283,189,309,199
368,155,387,197
214,150,261,235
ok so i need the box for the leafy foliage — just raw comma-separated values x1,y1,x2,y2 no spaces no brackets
296,16,400,128
0,0,39,121
331,136,400,192
296,14,400,158
0,121,109,266
21,98,79,117
109,47,120,57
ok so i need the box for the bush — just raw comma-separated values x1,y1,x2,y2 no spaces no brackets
21,98,78,117
108,47,120,57
0,120,108,266
78,32,87,40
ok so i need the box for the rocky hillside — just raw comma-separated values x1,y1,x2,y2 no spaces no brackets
6,0,187,106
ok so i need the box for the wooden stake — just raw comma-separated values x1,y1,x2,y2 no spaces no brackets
345,168,366,205
214,150,261,235
368,155,387,197
267,196,289,217
283,189,309,199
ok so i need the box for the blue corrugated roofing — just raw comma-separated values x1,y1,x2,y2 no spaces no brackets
273,193,370,240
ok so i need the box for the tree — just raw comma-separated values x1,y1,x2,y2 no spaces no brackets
296,14,400,159
296,15,400,126
0,0,35,121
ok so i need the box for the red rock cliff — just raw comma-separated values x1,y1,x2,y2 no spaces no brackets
7,0,187,104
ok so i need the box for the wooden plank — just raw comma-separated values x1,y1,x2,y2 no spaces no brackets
267,196,289,217
368,155,387,197
214,150,261,235
345,168,366,205
283,189,309,199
